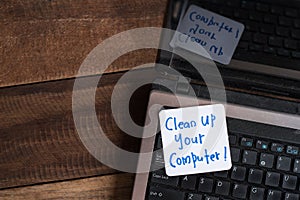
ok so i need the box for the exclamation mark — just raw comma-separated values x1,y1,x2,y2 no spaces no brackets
235,29,240,39
224,146,227,161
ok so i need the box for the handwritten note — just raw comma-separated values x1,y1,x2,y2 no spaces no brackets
170,5,244,64
159,105,231,176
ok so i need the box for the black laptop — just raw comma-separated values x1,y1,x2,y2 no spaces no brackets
132,0,300,199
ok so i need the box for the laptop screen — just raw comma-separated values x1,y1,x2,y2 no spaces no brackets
157,0,300,97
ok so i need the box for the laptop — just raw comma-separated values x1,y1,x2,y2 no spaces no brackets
132,0,300,199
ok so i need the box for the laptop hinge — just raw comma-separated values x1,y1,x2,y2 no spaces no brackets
176,76,191,94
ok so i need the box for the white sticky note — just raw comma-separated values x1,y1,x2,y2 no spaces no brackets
159,104,232,176
170,5,244,65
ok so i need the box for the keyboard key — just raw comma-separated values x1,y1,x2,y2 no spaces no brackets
284,39,298,50
230,147,240,162
269,36,283,47
242,150,257,165
234,10,248,19
264,15,277,24
270,6,283,15
219,8,232,17
241,137,253,147
250,187,265,200
279,16,293,27
291,30,300,40
261,24,275,34
148,186,185,200
276,156,291,171
241,32,252,41
249,12,263,22
181,175,197,190
282,174,298,190
277,49,290,57
285,193,299,200
256,3,269,12
186,193,202,200
276,27,290,37
229,135,237,145
292,51,300,59
210,0,224,4
204,196,219,200
256,140,269,150
215,180,230,196
285,8,298,17
263,47,276,55
238,41,248,49
248,168,263,184
295,19,300,28
249,44,263,52
287,145,299,155
271,143,284,153
198,177,213,193
246,21,259,32
253,33,268,44
231,166,246,181
277,49,292,58
232,184,248,199
267,190,282,200
259,153,274,168
241,0,255,9
156,134,162,149
293,159,300,173
225,0,239,7
151,151,165,169
265,172,281,187
151,170,179,187
214,170,228,178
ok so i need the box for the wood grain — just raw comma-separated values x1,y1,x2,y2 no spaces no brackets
0,173,134,200
0,0,165,196
0,0,167,87
0,70,153,189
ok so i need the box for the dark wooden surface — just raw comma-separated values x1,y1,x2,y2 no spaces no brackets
0,173,134,200
0,0,167,199
0,73,135,188
0,0,167,88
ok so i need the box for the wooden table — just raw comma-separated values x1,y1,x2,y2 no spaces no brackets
0,0,168,199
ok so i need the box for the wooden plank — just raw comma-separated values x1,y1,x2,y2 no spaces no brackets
0,0,167,87
0,173,135,200
0,0,165,21
0,70,153,189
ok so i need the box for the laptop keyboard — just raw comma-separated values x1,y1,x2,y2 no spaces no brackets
146,129,300,200
189,0,300,70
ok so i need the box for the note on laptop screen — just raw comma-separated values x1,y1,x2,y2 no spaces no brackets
170,5,244,65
